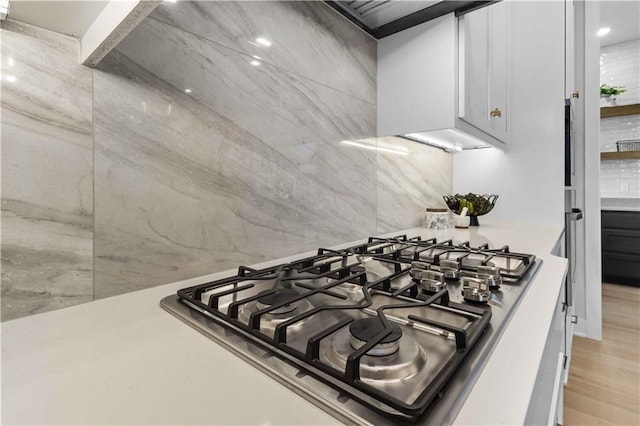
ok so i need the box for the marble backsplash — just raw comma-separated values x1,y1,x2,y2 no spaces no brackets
92,0,379,298
1,21,94,321
376,137,451,232
92,45,378,297
1,1,452,320
150,1,376,105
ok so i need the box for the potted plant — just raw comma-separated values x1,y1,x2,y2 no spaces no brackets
600,83,627,101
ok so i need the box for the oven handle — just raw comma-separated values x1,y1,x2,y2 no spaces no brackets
564,208,583,307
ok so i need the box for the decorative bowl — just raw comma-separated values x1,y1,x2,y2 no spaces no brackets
442,193,499,226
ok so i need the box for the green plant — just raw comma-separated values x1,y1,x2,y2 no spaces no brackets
600,84,627,96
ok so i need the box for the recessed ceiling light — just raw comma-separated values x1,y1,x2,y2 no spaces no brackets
184,88,192,93
598,27,610,37
255,37,272,47
250,60,261,67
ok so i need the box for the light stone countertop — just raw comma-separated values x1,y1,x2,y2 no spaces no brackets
1,220,567,425
601,197,640,212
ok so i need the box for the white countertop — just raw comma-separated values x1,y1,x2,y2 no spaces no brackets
601,197,640,212
1,220,567,425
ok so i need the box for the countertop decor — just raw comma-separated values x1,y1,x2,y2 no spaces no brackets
443,193,498,226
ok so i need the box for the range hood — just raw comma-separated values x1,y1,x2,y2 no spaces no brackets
325,0,493,39
377,12,500,152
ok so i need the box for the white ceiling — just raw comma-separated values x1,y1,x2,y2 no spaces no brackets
8,0,109,38
6,1,638,47
599,1,640,47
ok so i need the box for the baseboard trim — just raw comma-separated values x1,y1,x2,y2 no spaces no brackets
573,319,586,337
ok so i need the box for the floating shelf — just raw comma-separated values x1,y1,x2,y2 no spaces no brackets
601,103,640,119
600,150,640,160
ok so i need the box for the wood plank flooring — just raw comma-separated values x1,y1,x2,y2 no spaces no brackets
564,283,640,425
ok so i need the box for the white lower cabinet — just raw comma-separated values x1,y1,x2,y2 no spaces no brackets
564,304,575,385
524,283,566,425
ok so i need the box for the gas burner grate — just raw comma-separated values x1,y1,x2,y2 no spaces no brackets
354,238,536,282
175,246,491,420
165,235,540,423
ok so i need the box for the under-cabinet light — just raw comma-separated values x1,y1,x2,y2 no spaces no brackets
598,27,610,37
405,133,463,152
403,130,491,152
341,140,408,156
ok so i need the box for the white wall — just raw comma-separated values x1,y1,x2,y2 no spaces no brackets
453,1,566,227
599,38,640,199
600,38,640,106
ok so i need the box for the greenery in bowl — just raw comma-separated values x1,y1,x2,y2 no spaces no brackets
443,193,499,227
600,84,627,96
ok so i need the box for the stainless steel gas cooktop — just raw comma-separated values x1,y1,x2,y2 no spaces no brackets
160,235,540,424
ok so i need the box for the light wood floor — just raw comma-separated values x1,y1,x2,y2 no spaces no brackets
564,283,640,425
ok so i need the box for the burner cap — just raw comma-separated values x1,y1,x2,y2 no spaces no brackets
349,318,402,344
256,289,300,314
256,288,299,306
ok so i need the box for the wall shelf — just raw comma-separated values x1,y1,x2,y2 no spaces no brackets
600,150,640,160
600,103,640,119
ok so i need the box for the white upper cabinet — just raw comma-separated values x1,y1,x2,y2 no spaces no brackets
458,1,510,143
565,0,575,100
377,14,457,138
377,6,509,151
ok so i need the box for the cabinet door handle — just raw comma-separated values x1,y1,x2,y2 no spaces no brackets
572,91,580,99
490,108,502,118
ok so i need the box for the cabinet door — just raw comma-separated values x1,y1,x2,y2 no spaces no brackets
461,6,490,134
487,1,509,140
565,0,575,99
524,285,566,424
564,303,575,385
459,2,509,142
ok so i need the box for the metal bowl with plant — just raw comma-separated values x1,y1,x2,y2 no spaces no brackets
442,193,499,226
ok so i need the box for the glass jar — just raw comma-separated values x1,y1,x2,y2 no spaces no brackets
424,208,452,230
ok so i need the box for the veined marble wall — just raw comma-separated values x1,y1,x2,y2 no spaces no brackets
92,1,378,298
1,1,453,318
1,21,93,321
376,137,451,233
